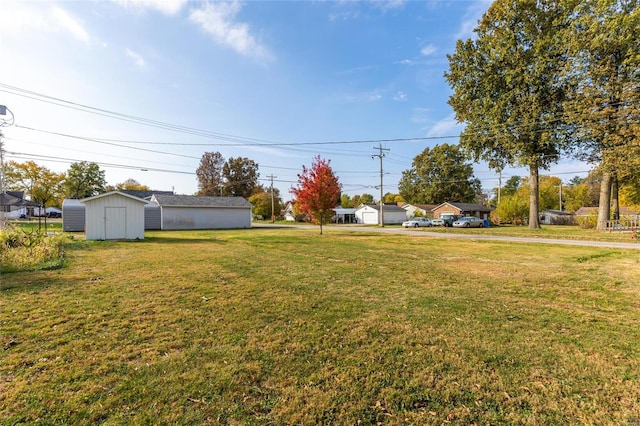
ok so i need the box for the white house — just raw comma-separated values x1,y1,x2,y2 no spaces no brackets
401,203,437,219
80,192,147,240
355,204,408,225
149,194,252,230
282,201,296,221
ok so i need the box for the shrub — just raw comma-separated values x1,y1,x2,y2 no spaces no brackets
577,212,598,229
0,225,66,272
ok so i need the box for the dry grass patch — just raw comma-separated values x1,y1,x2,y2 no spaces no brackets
1,229,639,424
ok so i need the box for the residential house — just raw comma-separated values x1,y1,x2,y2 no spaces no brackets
401,203,437,219
0,191,41,219
431,202,494,221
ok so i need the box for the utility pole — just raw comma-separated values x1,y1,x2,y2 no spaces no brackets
372,144,389,227
1,104,15,232
497,170,502,205
558,182,563,211
267,174,277,223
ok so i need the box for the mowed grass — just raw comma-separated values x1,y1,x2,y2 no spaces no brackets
1,229,639,425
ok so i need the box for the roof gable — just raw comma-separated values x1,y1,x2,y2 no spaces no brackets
80,191,148,204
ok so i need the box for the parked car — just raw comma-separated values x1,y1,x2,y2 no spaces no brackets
402,217,432,228
452,216,484,228
441,214,462,227
430,218,445,226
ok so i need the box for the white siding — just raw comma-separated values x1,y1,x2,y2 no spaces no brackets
82,193,145,240
356,205,407,225
161,206,251,230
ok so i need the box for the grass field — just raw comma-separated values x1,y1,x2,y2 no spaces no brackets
1,228,639,424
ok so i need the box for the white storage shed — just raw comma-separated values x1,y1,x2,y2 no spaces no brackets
80,192,147,240
150,194,252,230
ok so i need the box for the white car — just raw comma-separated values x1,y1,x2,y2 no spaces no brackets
402,217,432,228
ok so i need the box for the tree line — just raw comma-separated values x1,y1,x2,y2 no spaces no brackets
4,160,115,208
445,0,639,229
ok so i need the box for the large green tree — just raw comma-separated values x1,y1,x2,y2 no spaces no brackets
196,151,224,196
64,161,106,199
221,157,259,198
446,0,574,228
115,178,150,191
248,187,282,220
398,144,481,204
563,0,640,229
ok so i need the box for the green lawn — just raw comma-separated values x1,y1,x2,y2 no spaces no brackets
1,228,639,424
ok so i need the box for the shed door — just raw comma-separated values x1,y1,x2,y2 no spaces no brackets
105,207,126,240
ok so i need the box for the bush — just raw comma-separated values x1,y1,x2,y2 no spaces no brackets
0,225,66,272
577,212,598,229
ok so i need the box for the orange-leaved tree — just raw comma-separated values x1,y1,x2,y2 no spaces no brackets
291,155,341,235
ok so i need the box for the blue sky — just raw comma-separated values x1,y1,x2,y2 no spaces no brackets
0,0,590,200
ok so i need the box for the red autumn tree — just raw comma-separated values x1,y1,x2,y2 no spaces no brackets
291,155,342,235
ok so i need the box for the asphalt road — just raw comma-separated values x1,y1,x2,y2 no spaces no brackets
253,223,640,250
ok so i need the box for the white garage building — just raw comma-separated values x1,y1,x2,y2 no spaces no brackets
355,204,408,225
80,192,147,240
149,194,252,230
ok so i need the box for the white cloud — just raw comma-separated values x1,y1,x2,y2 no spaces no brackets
372,0,406,13
455,1,491,40
427,114,464,137
394,91,407,102
111,0,188,15
411,107,430,124
52,7,90,43
420,44,436,57
125,48,146,67
189,1,271,61
397,59,414,66
0,2,89,44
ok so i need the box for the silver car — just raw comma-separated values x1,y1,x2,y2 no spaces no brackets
452,216,484,228
402,217,432,228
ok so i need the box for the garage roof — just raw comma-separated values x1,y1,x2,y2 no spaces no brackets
151,194,252,208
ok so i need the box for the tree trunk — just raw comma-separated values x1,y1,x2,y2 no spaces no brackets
528,164,540,229
596,171,612,230
611,174,619,220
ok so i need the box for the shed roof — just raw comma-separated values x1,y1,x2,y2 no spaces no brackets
541,209,574,216
151,194,252,208
120,190,174,200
